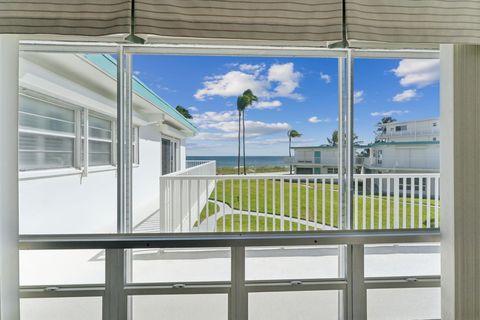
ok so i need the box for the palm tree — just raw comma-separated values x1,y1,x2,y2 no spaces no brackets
175,105,193,119
287,129,302,174
236,89,257,175
327,130,339,146
327,129,360,146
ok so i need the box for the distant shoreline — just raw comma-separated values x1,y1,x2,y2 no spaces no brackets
187,155,288,169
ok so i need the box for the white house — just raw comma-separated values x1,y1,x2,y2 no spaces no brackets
18,52,198,235
290,118,440,174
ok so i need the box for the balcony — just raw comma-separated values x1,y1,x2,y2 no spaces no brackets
160,166,440,233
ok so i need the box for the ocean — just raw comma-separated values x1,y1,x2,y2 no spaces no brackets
187,156,288,168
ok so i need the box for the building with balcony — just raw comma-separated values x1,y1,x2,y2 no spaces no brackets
18,51,198,235
290,118,440,175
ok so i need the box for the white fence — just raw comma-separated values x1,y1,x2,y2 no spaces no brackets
159,160,216,231
186,159,214,169
160,173,440,232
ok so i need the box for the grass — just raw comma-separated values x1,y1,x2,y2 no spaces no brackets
193,202,220,227
205,179,439,231
216,166,288,175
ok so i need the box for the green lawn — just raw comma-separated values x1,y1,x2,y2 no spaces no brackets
204,179,439,231
216,166,288,175
193,202,221,227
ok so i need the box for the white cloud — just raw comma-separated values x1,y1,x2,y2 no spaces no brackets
370,110,409,117
253,100,282,110
194,71,269,100
268,63,304,101
393,89,417,102
320,72,331,83
392,59,440,88
191,120,290,141
191,111,238,128
239,63,265,75
188,106,199,112
133,70,141,76
194,62,304,101
308,116,330,123
354,90,364,104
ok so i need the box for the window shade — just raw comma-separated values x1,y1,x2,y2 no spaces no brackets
345,0,480,45
0,0,131,36
134,0,343,45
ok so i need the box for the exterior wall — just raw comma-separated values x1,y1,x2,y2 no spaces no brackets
366,144,439,172
378,119,439,142
19,129,163,234
293,148,337,165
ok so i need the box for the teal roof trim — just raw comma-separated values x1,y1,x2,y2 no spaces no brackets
82,54,198,133
292,141,438,149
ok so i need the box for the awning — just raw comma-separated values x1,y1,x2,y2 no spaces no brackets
1,0,480,46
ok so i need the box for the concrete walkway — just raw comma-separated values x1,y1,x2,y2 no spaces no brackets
197,200,337,232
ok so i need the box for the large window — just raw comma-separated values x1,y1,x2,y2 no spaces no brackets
19,95,139,171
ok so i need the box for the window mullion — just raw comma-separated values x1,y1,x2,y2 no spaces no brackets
82,108,89,177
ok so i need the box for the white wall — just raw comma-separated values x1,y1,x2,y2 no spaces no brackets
369,145,439,171
19,129,163,234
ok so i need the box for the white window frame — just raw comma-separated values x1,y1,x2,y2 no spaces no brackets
18,93,79,172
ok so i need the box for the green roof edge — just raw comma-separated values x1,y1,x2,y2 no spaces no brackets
82,54,198,133
292,140,439,149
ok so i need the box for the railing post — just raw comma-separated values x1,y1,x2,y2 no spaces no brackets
394,177,400,229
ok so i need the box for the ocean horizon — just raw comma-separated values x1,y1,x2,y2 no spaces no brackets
187,155,288,168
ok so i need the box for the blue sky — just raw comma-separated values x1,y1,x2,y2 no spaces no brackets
133,56,439,156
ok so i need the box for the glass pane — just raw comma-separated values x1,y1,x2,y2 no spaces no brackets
132,294,228,320
19,133,74,170
19,95,75,134
365,243,440,277
20,250,105,285
353,57,440,231
367,288,440,320
21,297,102,320
133,54,340,234
245,245,342,280
130,248,230,283
89,140,112,166
249,290,340,320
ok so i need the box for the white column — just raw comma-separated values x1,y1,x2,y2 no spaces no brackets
440,44,480,319
0,35,20,320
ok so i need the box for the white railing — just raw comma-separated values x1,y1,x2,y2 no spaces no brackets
186,159,214,169
160,160,216,232
159,173,440,233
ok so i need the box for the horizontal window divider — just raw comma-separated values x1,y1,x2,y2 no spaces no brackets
125,283,231,296
20,284,105,299
19,229,440,251
19,128,76,139
364,275,441,289
245,279,347,293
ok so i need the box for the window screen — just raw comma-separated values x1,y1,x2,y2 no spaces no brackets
87,114,113,166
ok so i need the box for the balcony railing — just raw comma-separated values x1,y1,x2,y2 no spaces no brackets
159,173,440,233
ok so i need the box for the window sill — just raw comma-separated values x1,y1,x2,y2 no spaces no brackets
19,164,140,181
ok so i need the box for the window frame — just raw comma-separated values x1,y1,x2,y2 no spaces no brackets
18,91,140,175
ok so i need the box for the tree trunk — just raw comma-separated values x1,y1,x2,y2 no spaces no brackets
237,111,241,175
289,136,292,174
242,111,246,175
